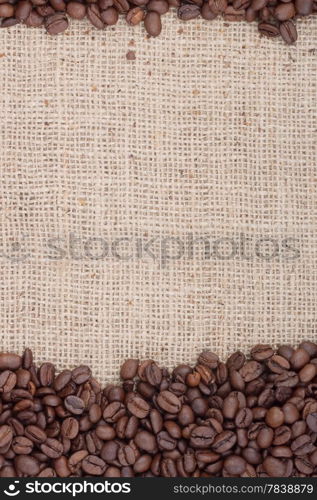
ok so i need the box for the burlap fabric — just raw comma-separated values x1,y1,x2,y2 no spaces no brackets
0,17,316,383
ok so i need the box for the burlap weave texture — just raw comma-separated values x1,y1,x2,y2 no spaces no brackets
0,17,316,382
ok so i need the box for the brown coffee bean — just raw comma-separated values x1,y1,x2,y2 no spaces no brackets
0,425,13,448
291,434,315,455
41,438,64,458
295,0,313,14
64,395,85,415
66,1,86,19
0,370,17,393
258,22,280,37
72,365,91,385
0,3,14,17
61,417,79,439
144,11,162,37
45,13,68,34
275,2,296,19
239,361,264,382
127,395,150,418
15,0,32,21
224,454,246,475
147,0,169,13
212,431,237,453
101,6,119,24
177,3,200,19
134,430,156,452
189,425,216,448
0,353,21,371
12,436,33,454
15,455,40,475
82,455,106,475
224,5,246,19
157,390,181,414
87,4,105,28
263,456,286,477
126,6,145,25
209,0,227,13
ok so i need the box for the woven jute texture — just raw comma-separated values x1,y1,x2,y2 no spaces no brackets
0,17,316,383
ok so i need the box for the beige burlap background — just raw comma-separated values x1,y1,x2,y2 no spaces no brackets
0,16,316,383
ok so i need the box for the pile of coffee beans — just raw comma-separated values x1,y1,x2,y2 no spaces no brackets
0,342,317,477
0,0,315,43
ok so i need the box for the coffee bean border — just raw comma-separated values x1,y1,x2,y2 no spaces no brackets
0,1,315,43
0,341,317,477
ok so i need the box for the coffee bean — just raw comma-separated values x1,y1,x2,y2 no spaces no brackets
64,395,85,415
87,4,105,28
15,455,40,475
147,0,169,14
66,1,86,19
12,435,33,454
279,20,298,44
157,390,181,414
101,6,119,24
177,3,201,20
61,417,79,439
144,11,162,37
263,456,287,477
190,425,216,449
45,13,68,35
224,454,246,475
126,6,145,25
41,438,64,458
295,0,313,14
0,425,13,448
258,22,280,37
72,365,91,384
0,354,21,371
127,394,150,418
212,430,237,453
209,0,227,13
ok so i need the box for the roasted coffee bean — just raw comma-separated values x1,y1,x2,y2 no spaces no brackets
66,1,86,19
45,12,68,34
0,370,17,393
82,455,106,475
64,396,85,415
24,425,47,444
177,3,200,19
224,454,246,475
126,6,145,25
15,0,32,21
157,390,181,414
295,0,313,14
101,6,119,24
127,395,150,418
41,438,64,458
72,366,91,385
190,425,216,448
61,417,79,439
15,455,40,475
0,425,13,448
0,354,21,371
209,0,227,13
87,4,105,28
12,435,33,454
147,0,169,14
258,21,280,37
144,11,162,37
